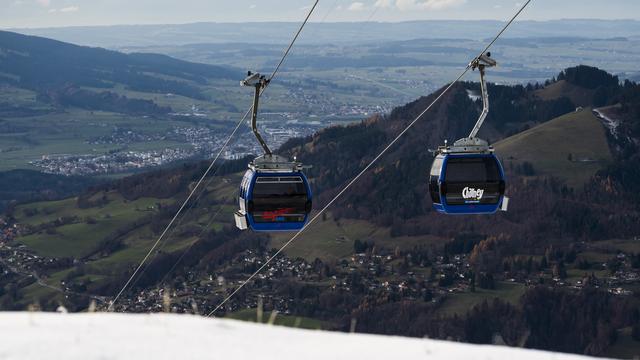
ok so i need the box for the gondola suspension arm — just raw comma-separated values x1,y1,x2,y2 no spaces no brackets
468,53,496,140
242,72,272,155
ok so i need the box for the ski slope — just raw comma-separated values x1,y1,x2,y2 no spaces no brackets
0,312,602,360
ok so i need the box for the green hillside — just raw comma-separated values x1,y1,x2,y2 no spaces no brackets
10,172,238,305
495,108,612,188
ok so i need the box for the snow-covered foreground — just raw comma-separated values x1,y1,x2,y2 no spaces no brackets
0,312,602,360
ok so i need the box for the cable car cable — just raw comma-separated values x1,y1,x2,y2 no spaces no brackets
150,0,338,295
158,204,229,286
321,0,340,22
159,0,340,290
107,0,320,312
206,0,533,317
123,168,230,293
107,112,248,312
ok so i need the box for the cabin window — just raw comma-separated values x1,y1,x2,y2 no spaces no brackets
443,157,501,205
445,157,500,183
251,176,308,223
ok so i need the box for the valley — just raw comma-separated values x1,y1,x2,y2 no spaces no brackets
1,18,640,357
3,24,640,179
2,63,640,356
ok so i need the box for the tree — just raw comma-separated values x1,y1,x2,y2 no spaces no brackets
553,261,567,279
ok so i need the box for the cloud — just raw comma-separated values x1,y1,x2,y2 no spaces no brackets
374,0,393,8
249,4,256,9
36,0,50,7
348,2,366,11
59,5,79,12
395,0,466,11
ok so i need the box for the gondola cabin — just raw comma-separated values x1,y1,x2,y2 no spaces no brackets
235,163,312,232
235,71,313,232
429,153,506,215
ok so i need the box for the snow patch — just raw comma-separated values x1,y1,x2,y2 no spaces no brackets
466,89,481,102
0,312,605,360
593,108,620,139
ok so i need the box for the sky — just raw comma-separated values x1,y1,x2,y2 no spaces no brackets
2,0,640,28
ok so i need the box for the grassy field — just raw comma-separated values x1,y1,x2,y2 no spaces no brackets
436,281,526,317
16,194,162,259
270,212,445,261
17,267,77,306
227,308,325,330
590,238,640,255
0,107,203,172
495,108,613,189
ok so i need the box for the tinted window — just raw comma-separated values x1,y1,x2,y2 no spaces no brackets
253,177,307,198
251,176,309,223
445,157,500,183
443,157,502,206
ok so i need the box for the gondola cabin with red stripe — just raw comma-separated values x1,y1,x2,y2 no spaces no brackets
235,154,312,232
233,71,313,231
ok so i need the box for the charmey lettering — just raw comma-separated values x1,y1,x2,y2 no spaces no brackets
462,187,484,201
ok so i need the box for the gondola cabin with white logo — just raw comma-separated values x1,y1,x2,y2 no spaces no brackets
428,52,509,215
429,151,506,214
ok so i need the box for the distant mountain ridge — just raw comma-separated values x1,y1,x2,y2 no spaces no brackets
0,30,236,100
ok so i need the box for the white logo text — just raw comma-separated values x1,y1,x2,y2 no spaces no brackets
462,187,484,201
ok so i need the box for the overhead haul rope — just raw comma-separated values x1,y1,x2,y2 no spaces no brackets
157,204,228,286
107,0,321,312
151,0,361,289
124,172,228,292
144,0,390,296
321,0,340,22
130,0,347,297
207,0,533,317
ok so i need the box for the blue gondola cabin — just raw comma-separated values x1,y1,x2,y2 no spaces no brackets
235,168,312,232
429,153,506,215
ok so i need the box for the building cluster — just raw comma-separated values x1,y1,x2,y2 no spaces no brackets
0,225,56,286
106,242,640,316
283,85,395,119
30,148,195,176
31,119,324,176
87,126,165,146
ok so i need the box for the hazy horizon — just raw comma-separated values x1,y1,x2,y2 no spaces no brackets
4,18,640,31
2,0,640,29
